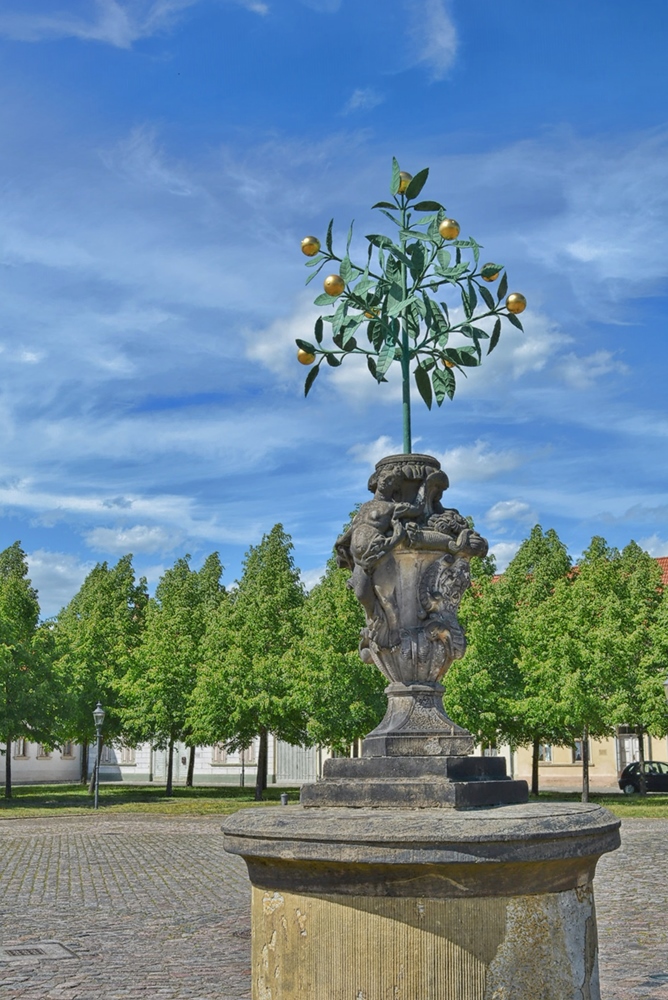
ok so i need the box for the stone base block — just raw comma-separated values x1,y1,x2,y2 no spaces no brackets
253,884,599,1000
300,753,529,809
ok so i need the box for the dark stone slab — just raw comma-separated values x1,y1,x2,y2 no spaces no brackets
323,754,509,781
300,777,529,810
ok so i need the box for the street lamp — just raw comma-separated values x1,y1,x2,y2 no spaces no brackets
93,702,105,810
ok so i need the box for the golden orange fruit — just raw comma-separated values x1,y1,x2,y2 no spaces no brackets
301,236,321,257
444,359,455,368
297,349,316,365
506,292,527,314
364,308,379,319
438,218,460,240
324,274,345,297
481,264,501,282
398,171,413,194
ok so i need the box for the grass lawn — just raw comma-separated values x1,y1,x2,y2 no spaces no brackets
0,783,666,819
0,783,300,818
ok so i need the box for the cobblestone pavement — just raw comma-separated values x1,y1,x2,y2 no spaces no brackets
0,813,665,999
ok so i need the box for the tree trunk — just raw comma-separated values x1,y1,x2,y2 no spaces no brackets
5,735,12,800
637,727,647,796
80,739,89,785
166,736,175,796
581,727,590,803
531,737,540,796
186,745,195,788
255,730,268,801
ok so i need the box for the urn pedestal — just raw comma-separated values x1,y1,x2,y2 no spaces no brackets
223,803,620,1000
222,453,620,999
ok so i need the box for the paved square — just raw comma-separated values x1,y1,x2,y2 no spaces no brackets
0,813,666,999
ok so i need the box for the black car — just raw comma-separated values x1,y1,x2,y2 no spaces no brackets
618,760,668,794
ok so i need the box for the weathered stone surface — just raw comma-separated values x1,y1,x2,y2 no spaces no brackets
250,882,601,1000
334,453,487,756
223,802,620,895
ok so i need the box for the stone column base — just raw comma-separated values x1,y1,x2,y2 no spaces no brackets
223,802,620,1000
253,883,599,1000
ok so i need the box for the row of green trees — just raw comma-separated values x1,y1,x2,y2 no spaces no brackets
1,523,667,802
0,527,384,800
446,527,668,798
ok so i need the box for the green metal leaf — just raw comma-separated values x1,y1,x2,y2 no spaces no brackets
498,271,508,301
367,356,387,383
314,317,323,344
341,336,358,352
467,280,478,314
387,295,414,317
313,293,332,306
488,318,502,354
432,367,449,405
366,233,394,249
372,201,397,210
390,157,401,196
304,363,320,397
481,262,503,279
326,219,334,254
346,220,354,253
413,200,443,212
340,256,353,283
326,354,342,366
505,312,524,330
296,339,316,353
376,337,396,377
437,248,451,270
305,255,324,267
405,168,429,200
479,284,496,310
414,363,433,409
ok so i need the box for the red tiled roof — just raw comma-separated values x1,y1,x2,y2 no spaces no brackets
491,557,668,585
657,556,668,586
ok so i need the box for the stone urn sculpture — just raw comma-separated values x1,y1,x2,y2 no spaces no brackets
335,452,485,758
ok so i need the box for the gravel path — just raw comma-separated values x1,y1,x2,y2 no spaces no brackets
0,813,665,999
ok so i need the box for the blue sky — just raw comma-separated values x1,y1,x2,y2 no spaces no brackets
1,0,668,616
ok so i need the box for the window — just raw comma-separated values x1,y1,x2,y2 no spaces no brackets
572,740,591,763
101,745,115,764
61,742,74,758
483,747,499,757
13,740,28,758
120,746,135,765
211,743,227,765
538,744,552,763
242,744,256,765
37,745,51,759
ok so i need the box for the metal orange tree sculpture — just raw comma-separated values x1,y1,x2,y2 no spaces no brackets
297,159,526,453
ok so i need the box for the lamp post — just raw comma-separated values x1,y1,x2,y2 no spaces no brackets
93,702,105,810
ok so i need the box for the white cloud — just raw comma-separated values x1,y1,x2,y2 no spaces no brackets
637,534,668,558
486,499,537,527
488,540,521,572
558,350,628,390
342,89,384,115
0,0,265,49
409,0,457,80
348,436,402,469
100,126,198,196
84,524,184,555
301,565,326,591
0,1,197,48
26,549,94,619
432,440,529,484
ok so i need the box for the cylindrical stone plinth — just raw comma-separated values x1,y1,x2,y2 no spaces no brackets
223,802,620,1000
